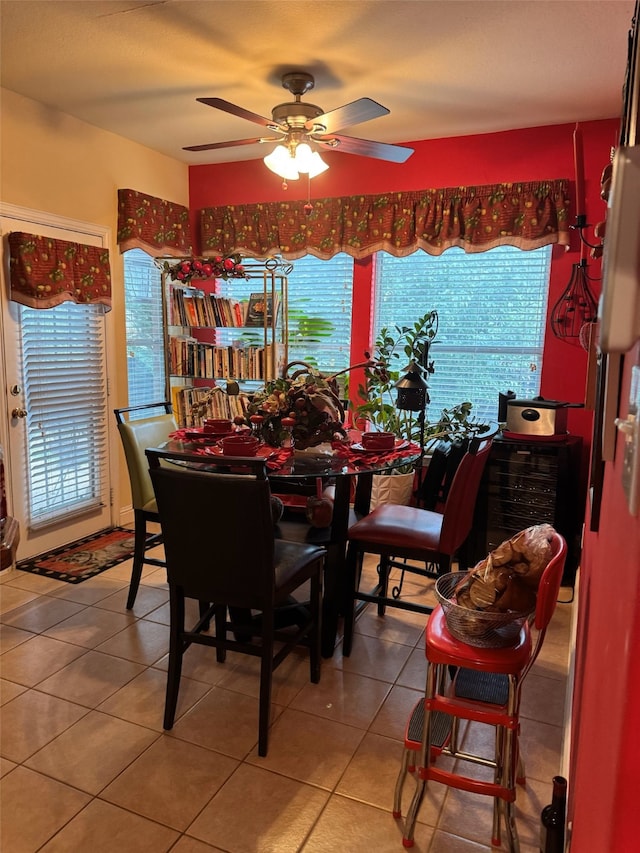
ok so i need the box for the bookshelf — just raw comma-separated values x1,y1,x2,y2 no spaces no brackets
157,257,290,427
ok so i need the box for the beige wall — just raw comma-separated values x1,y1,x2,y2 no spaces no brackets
1,87,188,517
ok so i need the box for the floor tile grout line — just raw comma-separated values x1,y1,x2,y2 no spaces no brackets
1,561,570,853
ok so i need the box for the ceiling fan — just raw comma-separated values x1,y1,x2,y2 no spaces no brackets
183,71,414,170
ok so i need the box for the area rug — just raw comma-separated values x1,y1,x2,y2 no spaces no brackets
15,527,150,584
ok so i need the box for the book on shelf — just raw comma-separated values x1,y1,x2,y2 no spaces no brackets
182,293,199,326
206,294,221,326
221,297,235,327
201,386,228,418
170,384,251,428
228,393,249,419
170,384,189,424
169,333,197,376
201,295,214,326
245,291,281,327
193,290,209,327
171,287,187,326
169,335,279,382
197,294,245,328
171,285,250,329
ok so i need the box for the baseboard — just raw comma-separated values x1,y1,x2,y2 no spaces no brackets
118,506,134,528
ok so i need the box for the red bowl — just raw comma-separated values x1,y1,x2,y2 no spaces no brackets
221,436,260,456
361,432,396,450
203,418,233,434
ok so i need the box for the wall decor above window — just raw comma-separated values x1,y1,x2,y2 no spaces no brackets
8,231,111,310
200,179,570,260
117,188,192,257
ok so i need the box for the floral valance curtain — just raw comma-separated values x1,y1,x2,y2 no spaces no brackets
117,188,192,256
8,232,112,310
200,179,570,260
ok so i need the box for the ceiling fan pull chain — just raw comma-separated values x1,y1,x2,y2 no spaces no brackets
305,175,313,215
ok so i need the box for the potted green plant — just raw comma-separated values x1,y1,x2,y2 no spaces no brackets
354,311,438,443
353,311,486,506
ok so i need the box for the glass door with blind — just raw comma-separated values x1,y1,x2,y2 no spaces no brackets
0,208,113,560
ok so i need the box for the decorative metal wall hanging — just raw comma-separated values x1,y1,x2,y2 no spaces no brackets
550,258,598,340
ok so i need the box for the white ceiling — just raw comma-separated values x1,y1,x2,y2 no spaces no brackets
0,0,636,166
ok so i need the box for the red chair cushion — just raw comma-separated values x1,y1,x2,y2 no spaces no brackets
348,503,443,551
425,606,532,673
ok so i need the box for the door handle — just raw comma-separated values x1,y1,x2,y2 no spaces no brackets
11,408,27,419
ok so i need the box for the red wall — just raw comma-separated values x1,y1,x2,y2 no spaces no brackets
571,338,640,853
189,120,619,453
188,119,640,850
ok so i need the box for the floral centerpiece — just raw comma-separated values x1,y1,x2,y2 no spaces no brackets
246,364,349,449
160,253,248,283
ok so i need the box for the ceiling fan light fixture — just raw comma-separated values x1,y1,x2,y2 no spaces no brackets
294,143,329,177
263,140,328,180
263,144,300,180
307,152,329,177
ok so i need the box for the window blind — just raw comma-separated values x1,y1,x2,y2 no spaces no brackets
285,253,354,374
20,302,108,527
218,253,354,377
123,249,166,409
374,246,552,422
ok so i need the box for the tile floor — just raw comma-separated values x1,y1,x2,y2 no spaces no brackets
0,546,573,852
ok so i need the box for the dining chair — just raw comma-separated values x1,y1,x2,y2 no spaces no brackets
398,530,567,851
113,402,177,608
386,437,471,601
342,435,494,656
146,447,325,757
416,438,469,511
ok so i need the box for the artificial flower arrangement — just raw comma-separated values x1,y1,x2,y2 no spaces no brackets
160,253,248,283
246,363,349,449
187,360,375,449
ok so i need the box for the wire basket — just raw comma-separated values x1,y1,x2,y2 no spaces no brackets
435,572,533,648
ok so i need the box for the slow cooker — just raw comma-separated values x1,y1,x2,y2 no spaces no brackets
505,397,569,436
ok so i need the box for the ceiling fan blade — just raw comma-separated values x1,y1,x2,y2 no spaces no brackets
196,97,286,131
319,134,414,163
183,137,282,152
308,98,389,134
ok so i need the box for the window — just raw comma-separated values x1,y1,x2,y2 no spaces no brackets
217,253,355,380
285,253,354,374
123,249,166,408
373,246,552,422
20,302,108,527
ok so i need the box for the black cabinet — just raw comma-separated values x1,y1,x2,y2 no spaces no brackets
465,435,583,584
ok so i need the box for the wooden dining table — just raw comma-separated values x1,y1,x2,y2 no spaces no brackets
161,429,421,657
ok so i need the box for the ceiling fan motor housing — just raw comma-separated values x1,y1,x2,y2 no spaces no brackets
272,72,324,130
271,101,325,130
281,71,315,96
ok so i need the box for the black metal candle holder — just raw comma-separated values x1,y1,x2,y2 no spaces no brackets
570,214,605,252
550,258,598,340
